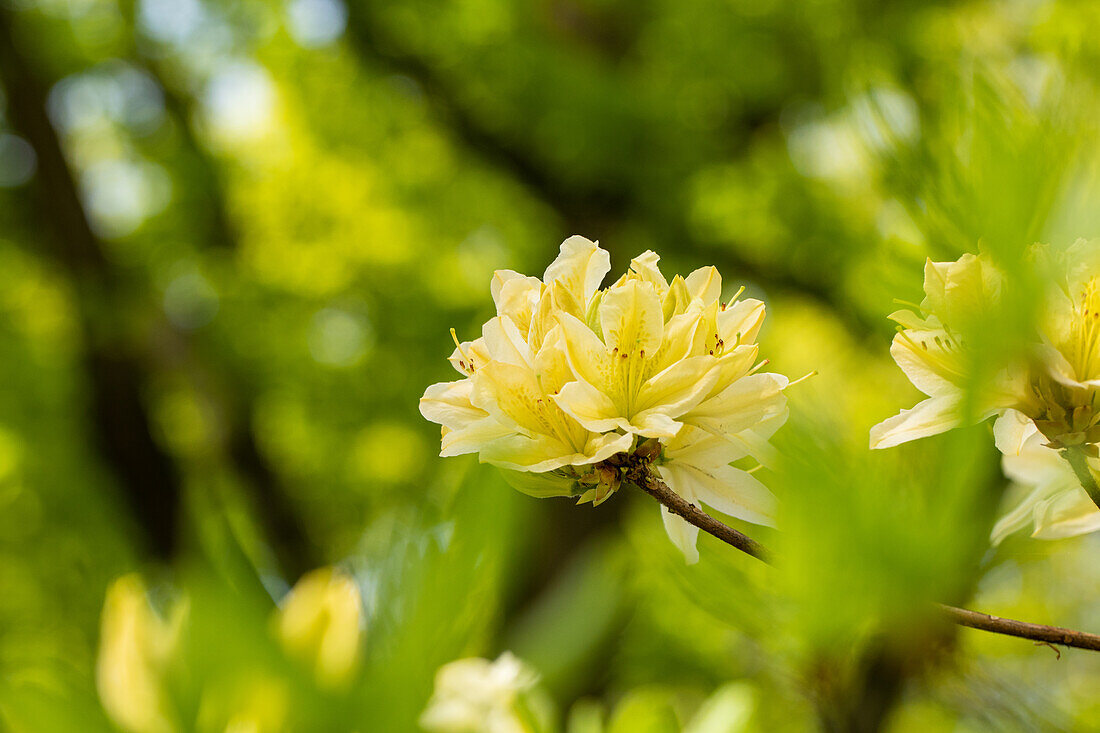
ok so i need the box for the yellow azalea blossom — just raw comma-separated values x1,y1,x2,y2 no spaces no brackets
275,567,363,688
991,410,1100,543
870,253,1033,449
421,236,790,560
419,652,553,733
553,276,721,439
97,575,185,733
97,567,364,732
420,237,633,488
1023,239,1100,449
874,242,1100,543
554,250,773,440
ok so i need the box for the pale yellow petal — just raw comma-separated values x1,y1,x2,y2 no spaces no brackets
628,411,683,439
888,330,961,396
685,266,722,304
440,418,515,457
636,355,720,418
556,312,613,390
686,372,787,436
707,344,760,390
531,326,574,393
582,431,635,462
552,379,624,434
419,380,486,430
651,310,705,372
868,395,963,449
659,505,699,564
448,336,490,375
992,410,1032,457
628,250,669,293
599,280,664,356
479,433,580,472
550,279,585,320
490,269,524,308
494,276,544,333
921,257,950,317
482,316,533,367
717,299,765,346
543,235,611,305
1031,490,1100,540
661,462,775,527
887,309,932,331
470,362,545,435
991,482,1054,545
663,275,692,321
664,424,737,465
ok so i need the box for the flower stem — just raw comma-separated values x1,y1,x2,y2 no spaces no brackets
1059,446,1100,510
632,466,1100,653
627,467,770,562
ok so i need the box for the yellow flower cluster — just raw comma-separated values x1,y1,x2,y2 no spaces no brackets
872,239,1100,542
420,236,789,561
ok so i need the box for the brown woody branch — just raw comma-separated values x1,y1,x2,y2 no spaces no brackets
938,604,1100,651
630,467,1100,654
629,466,770,563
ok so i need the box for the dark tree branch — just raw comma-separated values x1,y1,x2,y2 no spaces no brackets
630,466,1100,654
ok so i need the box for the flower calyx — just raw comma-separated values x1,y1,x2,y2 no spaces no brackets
574,438,665,507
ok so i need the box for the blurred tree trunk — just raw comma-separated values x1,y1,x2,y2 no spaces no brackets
116,0,321,581
0,6,319,579
0,6,182,559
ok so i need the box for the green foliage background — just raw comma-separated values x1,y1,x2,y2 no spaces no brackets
0,0,1099,730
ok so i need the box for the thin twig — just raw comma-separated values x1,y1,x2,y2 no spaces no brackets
629,468,770,563
631,466,1100,653
938,604,1100,652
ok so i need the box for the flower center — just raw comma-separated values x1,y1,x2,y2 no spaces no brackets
1068,277,1100,381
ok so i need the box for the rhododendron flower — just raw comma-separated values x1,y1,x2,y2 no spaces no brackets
97,575,185,733
1023,239,1100,451
420,652,552,733
873,241,1100,544
991,410,1100,543
420,236,790,561
96,568,363,733
870,253,1032,449
275,567,363,688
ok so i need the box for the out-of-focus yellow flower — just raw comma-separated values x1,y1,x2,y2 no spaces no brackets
870,253,1032,449
96,575,185,733
874,241,1100,541
275,567,363,688
419,652,552,733
420,236,790,560
1024,239,1100,450
991,409,1100,543
97,567,364,731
